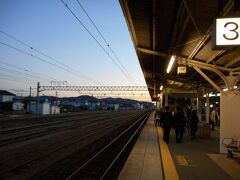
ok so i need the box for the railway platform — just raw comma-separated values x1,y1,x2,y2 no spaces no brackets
118,112,164,180
118,112,240,180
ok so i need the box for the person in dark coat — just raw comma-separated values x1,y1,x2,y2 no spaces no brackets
174,106,186,143
162,106,173,143
186,105,192,135
189,110,199,140
154,109,162,126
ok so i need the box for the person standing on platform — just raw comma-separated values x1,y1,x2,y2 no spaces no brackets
186,105,192,135
216,108,220,126
210,108,219,131
189,110,199,140
174,106,186,143
154,109,159,125
162,106,173,143
154,109,161,126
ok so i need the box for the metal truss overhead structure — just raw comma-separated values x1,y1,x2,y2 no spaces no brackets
38,85,148,92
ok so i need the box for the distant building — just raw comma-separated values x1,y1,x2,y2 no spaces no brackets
108,104,119,111
12,102,24,111
28,101,50,115
50,104,60,114
27,99,59,115
0,90,16,102
135,103,144,110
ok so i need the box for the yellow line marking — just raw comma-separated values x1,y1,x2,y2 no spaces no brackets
157,127,180,180
175,155,197,167
176,155,189,166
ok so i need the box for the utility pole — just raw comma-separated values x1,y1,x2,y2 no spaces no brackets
55,91,58,114
55,91,58,106
36,82,40,115
29,86,32,112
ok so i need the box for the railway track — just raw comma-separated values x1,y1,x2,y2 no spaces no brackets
0,111,138,147
0,110,149,179
0,111,115,129
65,111,151,179
0,114,115,147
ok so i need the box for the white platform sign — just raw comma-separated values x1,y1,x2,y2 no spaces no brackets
216,18,240,46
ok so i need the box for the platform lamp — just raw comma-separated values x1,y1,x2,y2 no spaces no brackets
158,85,163,108
160,85,163,91
166,55,176,73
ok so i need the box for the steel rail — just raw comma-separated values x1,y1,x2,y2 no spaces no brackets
99,111,150,179
0,112,116,134
0,111,137,147
0,112,144,176
66,111,151,179
0,115,113,147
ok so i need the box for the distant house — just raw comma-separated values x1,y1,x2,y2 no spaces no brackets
28,100,60,115
12,102,24,111
0,90,16,102
28,100,50,115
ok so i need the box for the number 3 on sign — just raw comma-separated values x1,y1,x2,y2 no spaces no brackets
223,22,239,40
216,18,240,46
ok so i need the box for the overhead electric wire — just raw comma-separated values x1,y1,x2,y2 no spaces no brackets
0,40,102,85
60,0,134,85
0,76,36,85
0,60,57,81
0,66,51,82
75,0,135,84
0,73,38,84
0,30,102,85
0,30,33,49
0,77,40,87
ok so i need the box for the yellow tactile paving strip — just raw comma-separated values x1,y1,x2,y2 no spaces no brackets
156,127,180,180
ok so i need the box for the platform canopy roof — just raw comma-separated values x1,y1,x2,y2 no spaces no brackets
120,0,240,101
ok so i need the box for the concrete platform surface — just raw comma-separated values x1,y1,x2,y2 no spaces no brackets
207,153,240,180
167,127,234,180
118,112,163,180
118,113,239,180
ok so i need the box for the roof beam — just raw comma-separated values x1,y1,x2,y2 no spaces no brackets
186,1,234,80
167,77,196,89
187,0,234,61
152,0,156,51
193,66,222,92
152,0,157,93
147,71,200,89
137,47,168,57
225,56,240,68
180,58,239,72
207,50,226,63
136,49,240,72
119,0,138,47
169,1,187,50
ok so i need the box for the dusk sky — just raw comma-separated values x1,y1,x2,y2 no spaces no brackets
0,0,150,100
